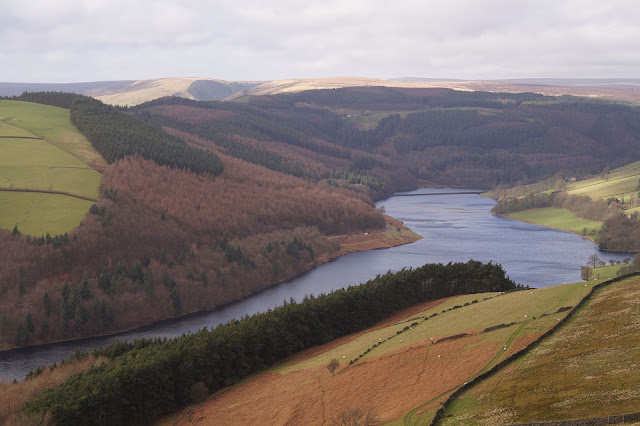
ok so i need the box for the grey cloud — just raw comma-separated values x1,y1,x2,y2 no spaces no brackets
1,0,639,82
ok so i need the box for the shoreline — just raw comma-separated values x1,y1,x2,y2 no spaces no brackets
502,212,639,253
500,212,597,243
1,215,423,357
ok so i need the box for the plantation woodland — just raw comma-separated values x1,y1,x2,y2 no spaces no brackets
23,261,519,425
3,88,640,350
2,86,640,424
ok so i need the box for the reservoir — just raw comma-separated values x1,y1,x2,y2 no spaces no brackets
0,188,631,381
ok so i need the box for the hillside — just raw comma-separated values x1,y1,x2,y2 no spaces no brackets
444,274,640,424
132,87,640,196
93,77,263,106
166,278,621,425
0,78,263,106
229,76,640,102
4,87,640,350
0,93,403,352
491,160,640,252
10,262,518,424
0,100,104,235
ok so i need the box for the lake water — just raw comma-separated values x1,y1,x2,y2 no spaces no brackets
0,188,631,381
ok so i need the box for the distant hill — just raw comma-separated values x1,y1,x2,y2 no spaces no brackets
233,76,640,102
5,77,640,105
92,77,264,106
0,78,264,106
0,81,136,97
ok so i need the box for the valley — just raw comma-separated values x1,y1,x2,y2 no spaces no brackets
1,85,640,425
4,2,640,424
166,275,640,425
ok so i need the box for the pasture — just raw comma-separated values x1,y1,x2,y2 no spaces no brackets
0,192,93,236
567,161,640,200
169,282,592,425
0,100,105,167
506,207,601,236
0,100,103,235
443,275,640,424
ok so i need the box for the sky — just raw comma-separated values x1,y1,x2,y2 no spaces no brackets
1,0,639,83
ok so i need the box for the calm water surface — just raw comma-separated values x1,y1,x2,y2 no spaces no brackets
0,188,631,381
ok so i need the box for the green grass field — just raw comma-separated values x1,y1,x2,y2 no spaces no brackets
442,275,640,424
506,207,602,236
0,100,104,167
587,263,631,280
0,192,94,236
0,138,100,198
567,161,640,200
0,100,104,235
0,121,34,137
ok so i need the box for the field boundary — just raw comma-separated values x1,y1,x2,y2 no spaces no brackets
431,272,640,425
0,186,97,202
0,136,43,140
513,411,640,425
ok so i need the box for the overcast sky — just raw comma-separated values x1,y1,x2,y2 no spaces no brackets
1,0,639,83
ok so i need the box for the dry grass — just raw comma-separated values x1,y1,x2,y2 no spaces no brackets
229,77,640,102
162,282,590,425
444,275,640,424
95,78,231,106
0,355,109,425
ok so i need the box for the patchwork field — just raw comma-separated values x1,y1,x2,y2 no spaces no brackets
0,100,103,235
0,100,105,168
443,275,640,424
567,161,640,200
506,207,602,236
168,282,593,425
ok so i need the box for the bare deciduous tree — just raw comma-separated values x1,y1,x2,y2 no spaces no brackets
333,407,380,426
327,358,340,375
587,254,601,269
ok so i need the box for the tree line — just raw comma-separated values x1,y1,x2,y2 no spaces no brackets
23,260,520,425
14,92,224,176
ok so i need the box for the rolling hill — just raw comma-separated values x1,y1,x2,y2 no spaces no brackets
164,275,640,425
92,77,263,106
0,78,263,106
0,100,104,236
0,93,400,354
229,76,640,102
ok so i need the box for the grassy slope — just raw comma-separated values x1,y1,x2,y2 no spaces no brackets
0,100,103,235
589,263,628,280
501,161,640,238
567,161,640,200
168,282,592,426
443,275,640,424
0,192,93,236
0,100,105,167
506,207,601,236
